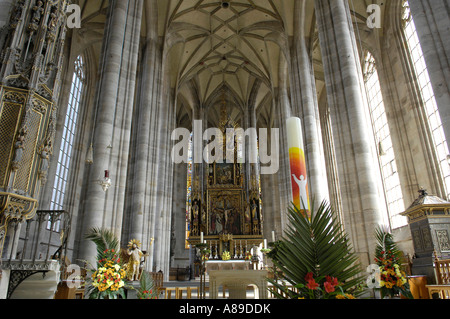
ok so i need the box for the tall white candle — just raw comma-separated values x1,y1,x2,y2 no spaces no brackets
200,232,203,243
286,117,310,212
272,231,275,242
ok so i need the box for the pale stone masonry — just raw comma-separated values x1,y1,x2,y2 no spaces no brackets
1,0,448,282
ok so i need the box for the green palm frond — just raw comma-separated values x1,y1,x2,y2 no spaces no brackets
268,200,365,299
374,225,401,260
85,227,120,262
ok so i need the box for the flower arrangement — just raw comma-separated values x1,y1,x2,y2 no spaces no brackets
374,226,413,299
222,251,231,261
377,257,407,290
295,272,355,299
91,249,127,294
85,228,128,299
245,252,252,260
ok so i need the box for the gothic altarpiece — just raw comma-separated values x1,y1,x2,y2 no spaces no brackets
188,102,263,260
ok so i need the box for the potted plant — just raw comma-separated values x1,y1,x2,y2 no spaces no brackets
373,226,413,299
136,271,158,299
267,201,365,299
84,228,128,299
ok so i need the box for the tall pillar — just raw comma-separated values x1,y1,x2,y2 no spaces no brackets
276,57,292,218
314,0,385,265
408,0,450,151
0,0,14,28
79,0,143,262
126,0,163,272
291,0,328,207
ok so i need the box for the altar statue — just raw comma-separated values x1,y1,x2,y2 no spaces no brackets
126,239,145,281
192,199,199,221
251,199,259,221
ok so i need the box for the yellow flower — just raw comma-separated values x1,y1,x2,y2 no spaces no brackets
336,294,355,299
385,281,394,289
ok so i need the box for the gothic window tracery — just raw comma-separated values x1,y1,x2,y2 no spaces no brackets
402,1,450,200
363,51,406,229
48,55,85,231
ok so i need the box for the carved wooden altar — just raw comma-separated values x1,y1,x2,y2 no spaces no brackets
189,97,263,257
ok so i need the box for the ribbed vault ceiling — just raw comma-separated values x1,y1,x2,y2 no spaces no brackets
161,0,295,129
74,0,386,129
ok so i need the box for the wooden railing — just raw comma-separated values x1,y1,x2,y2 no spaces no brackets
427,252,450,299
435,258,450,285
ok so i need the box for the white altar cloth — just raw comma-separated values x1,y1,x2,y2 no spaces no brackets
208,269,268,299
205,260,251,272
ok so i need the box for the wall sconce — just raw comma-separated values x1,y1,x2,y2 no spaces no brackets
98,169,112,192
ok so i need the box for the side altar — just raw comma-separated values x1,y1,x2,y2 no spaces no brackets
188,98,264,258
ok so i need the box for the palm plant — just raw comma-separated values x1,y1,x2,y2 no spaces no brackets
267,201,365,299
136,271,158,299
84,227,128,299
373,226,413,299
85,227,120,267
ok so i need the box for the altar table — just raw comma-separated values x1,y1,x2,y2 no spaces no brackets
205,260,251,272
208,268,268,299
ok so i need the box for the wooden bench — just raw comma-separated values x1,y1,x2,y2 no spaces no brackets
426,252,450,299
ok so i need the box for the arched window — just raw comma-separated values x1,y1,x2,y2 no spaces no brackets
363,51,406,229
49,55,85,228
402,1,450,200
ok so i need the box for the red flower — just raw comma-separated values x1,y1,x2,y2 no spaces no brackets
326,276,339,287
305,272,314,281
306,279,319,290
324,281,336,293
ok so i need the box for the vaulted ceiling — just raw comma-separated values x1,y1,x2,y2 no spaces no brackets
73,0,387,129
159,0,298,129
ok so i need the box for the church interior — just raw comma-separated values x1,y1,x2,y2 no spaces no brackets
0,0,449,300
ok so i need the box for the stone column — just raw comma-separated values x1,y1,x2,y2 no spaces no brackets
129,14,160,245
127,0,164,272
79,0,143,262
314,0,385,265
0,0,15,28
291,0,328,207
408,0,450,151
275,57,292,218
